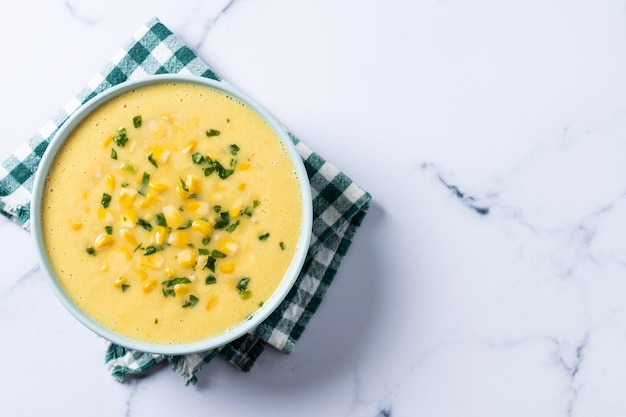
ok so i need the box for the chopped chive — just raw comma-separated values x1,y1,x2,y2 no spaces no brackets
121,182,129,188
139,172,150,194
206,129,220,137
279,241,286,251
204,256,216,272
239,290,252,299
162,277,192,287
177,220,192,230
179,177,189,192
202,237,211,245
211,249,226,258
258,301,264,307
101,193,112,208
214,212,230,229
237,277,250,292
105,226,113,235
133,243,143,252
228,144,240,155
111,148,118,160
205,275,217,285
154,318,159,324
198,248,210,256
144,246,158,256
120,163,135,172
136,219,152,231
148,152,158,168
162,288,175,297
86,247,96,256
225,220,239,233
182,294,199,308
192,152,205,164
113,128,128,147
212,205,222,213
133,115,142,128
258,233,270,241
154,213,167,227
253,200,261,208
121,284,130,292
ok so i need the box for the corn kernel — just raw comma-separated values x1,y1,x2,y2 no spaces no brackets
149,181,169,193
150,146,171,164
142,279,157,293
161,113,175,123
191,220,212,237
106,174,116,191
163,205,184,229
120,210,138,228
148,120,167,139
120,228,137,246
237,162,251,171
205,295,218,310
177,248,197,268
101,260,108,271
186,174,201,194
119,246,132,260
176,183,188,201
97,207,107,221
153,226,168,245
238,182,246,191
182,140,197,154
218,262,235,274
186,200,210,216
101,136,113,147
119,187,138,208
219,237,238,255
146,192,162,203
71,221,82,231
136,269,148,282
114,277,127,287
137,197,152,209
94,234,114,249
174,283,190,297
229,205,242,219
165,267,175,278
140,255,164,269
168,231,190,248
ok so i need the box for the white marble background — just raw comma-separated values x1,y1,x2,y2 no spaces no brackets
2,0,626,416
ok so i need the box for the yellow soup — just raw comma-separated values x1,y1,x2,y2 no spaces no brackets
42,82,303,345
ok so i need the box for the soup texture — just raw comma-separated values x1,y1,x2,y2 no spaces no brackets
42,82,303,344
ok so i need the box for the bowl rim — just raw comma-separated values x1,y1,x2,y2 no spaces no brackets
30,74,313,355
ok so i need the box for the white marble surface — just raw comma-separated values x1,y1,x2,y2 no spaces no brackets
2,0,626,415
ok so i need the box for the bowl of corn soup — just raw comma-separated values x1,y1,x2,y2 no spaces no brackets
31,74,312,355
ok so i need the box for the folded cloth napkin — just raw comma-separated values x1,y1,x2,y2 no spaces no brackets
0,17,371,385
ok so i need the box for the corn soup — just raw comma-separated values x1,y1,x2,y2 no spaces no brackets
41,82,303,344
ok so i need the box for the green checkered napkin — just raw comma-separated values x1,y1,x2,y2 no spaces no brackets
0,17,371,385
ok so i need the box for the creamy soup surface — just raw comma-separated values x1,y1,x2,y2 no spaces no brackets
42,82,303,344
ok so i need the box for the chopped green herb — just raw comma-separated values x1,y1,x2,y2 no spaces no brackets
121,163,135,172
86,247,96,256
105,226,113,235
204,256,216,272
182,294,199,308
198,248,210,256
203,167,214,177
228,144,240,155
144,245,158,256
154,213,167,227
179,177,189,192
253,200,261,208
133,115,142,128
258,232,270,241
113,128,128,147
205,275,217,285
211,249,227,258
279,241,286,251
111,148,118,160
133,243,143,252
214,212,230,230
258,301,264,307
121,284,130,292
206,129,220,137
101,193,112,208
192,152,205,164
225,220,239,233
136,219,153,231
230,158,237,167
242,206,254,217
162,277,192,287
147,152,158,168
154,318,159,324
237,277,250,292
121,182,129,188
138,172,150,194
202,237,211,245
240,290,252,299
162,288,175,297
212,205,222,213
